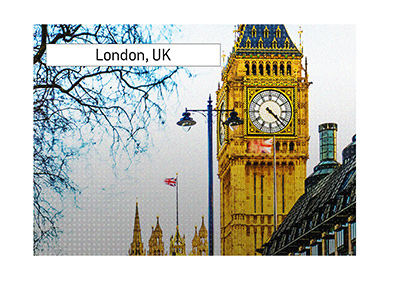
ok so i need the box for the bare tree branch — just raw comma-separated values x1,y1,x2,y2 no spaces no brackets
33,24,189,254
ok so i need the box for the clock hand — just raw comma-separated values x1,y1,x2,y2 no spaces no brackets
266,107,285,125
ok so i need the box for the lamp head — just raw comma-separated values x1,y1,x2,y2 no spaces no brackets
177,111,196,132
223,110,243,131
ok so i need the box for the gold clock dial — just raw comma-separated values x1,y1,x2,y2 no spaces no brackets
249,90,292,133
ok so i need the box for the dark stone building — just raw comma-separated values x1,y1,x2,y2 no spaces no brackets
257,129,356,255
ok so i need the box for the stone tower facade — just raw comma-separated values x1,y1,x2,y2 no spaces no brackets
216,24,310,255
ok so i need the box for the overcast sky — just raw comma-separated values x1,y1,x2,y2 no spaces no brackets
49,24,357,256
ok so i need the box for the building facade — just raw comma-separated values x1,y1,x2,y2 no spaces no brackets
216,24,310,255
258,132,356,255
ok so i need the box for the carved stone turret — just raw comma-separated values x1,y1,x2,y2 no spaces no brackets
129,200,145,256
169,225,186,256
190,216,208,255
148,216,165,255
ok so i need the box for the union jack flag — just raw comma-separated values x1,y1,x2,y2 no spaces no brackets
259,138,273,154
164,177,177,187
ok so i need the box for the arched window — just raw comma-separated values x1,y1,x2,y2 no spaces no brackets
280,63,285,75
258,38,263,48
266,63,271,75
287,63,292,75
289,142,295,152
252,63,257,75
284,38,289,49
264,27,269,38
252,26,257,38
259,63,264,75
245,63,250,75
246,37,251,48
272,38,277,49
273,63,278,75
276,26,281,38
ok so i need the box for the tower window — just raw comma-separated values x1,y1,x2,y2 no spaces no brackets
258,38,263,48
287,63,292,75
252,63,257,75
259,63,264,75
266,63,271,75
280,63,285,75
273,64,278,75
254,173,256,213
246,37,251,48
276,26,281,38
264,27,269,38
245,63,250,75
252,26,257,38
261,175,264,213
284,38,289,49
272,38,277,49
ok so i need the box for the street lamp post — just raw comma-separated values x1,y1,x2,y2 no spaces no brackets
177,94,243,256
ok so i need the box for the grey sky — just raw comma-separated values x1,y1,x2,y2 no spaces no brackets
48,25,356,256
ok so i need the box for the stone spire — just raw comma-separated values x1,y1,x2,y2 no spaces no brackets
198,216,208,255
190,226,200,255
169,225,186,256
129,200,145,255
148,216,165,255
190,216,208,255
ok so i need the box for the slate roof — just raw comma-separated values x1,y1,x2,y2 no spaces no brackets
234,24,302,57
258,153,356,255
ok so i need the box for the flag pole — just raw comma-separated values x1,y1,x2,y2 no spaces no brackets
273,135,277,232
176,172,179,227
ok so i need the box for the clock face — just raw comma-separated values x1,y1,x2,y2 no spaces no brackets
218,101,226,145
249,90,292,133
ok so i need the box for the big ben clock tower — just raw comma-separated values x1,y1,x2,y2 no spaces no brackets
216,24,310,255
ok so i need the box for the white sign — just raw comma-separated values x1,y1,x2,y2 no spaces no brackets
46,44,221,67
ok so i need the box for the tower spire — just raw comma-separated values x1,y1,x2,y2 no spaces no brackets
129,200,145,255
148,216,165,255
298,26,303,53
190,216,208,255
169,225,186,256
